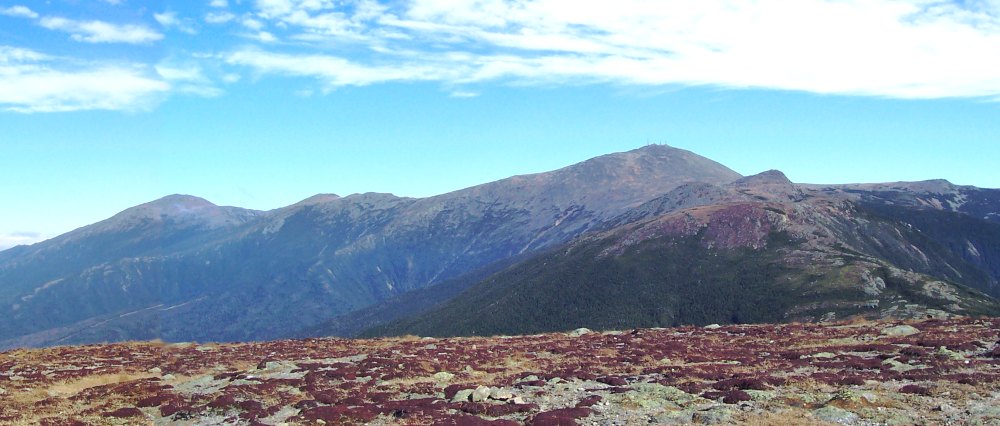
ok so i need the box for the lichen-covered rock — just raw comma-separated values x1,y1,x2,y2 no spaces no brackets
690,405,736,424
471,385,492,402
881,325,920,337
433,371,456,382
813,405,860,424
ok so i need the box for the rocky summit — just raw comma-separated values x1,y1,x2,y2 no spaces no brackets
0,317,998,425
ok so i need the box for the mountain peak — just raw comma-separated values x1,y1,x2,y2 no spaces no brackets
733,170,793,186
294,194,342,206
88,194,254,233
124,194,218,218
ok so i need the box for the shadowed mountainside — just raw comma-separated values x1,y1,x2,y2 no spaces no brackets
0,145,742,347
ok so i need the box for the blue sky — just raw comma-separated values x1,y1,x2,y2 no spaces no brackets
1,0,999,250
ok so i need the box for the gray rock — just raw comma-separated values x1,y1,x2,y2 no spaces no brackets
489,388,514,401
471,385,492,402
704,324,722,330
653,410,695,424
881,325,920,337
691,406,736,424
813,406,860,425
568,328,592,337
432,371,455,382
452,389,475,402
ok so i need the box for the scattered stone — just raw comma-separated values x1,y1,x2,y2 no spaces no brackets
811,352,837,359
148,367,162,374
935,346,965,361
568,328,592,337
704,324,722,330
745,389,775,401
882,357,921,372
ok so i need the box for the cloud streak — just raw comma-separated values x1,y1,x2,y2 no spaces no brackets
0,5,37,19
39,16,163,44
0,231,44,251
0,46,169,113
222,0,1000,99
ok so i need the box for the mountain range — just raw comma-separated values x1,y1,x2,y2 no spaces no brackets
1,145,998,348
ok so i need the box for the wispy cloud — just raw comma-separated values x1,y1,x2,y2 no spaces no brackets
0,46,169,112
224,48,463,88
154,11,197,34
39,16,163,44
0,231,45,251
205,11,236,24
155,60,223,97
221,0,1000,99
0,5,37,19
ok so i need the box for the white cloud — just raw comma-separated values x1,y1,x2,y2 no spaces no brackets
155,61,224,97
249,31,278,42
0,46,169,113
0,231,45,251
205,11,236,24
242,17,265,30
39,16,163,44
154,11,197,34
0,5,37,19
223,0,1000,99
210,0,229,7
224,48,464,88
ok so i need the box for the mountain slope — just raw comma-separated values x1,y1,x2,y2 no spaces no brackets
0,145,742,347
365,175,1000,338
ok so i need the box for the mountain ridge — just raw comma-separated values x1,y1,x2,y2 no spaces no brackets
0,145,747,348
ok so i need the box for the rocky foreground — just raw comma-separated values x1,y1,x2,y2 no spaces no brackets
0,317,998,425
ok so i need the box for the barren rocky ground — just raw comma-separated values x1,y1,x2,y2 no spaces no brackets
0,317,998,425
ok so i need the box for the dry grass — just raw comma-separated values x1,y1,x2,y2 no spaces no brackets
736,409,835,426
45,372,157,397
